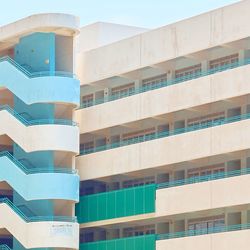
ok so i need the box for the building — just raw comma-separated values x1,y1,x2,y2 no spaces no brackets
1,0,250,249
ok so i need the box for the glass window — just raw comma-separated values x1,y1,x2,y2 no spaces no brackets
82,94,94,108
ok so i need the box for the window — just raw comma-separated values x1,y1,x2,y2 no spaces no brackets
187,112,225,127
142,74,167,91
81,94,94,108
175,64,201,82
80,141,94,153
122,128,156,145
187,164,225,179
209,54,239,72
111,83,135,100
123,225,155,238
188,215,225,235
123,176,155,188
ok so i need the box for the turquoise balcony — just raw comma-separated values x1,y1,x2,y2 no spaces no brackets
0,197,77,222
0,151,79,202
76,184,156,223
0,57,79,106
80,234,156,250
0,105,77,126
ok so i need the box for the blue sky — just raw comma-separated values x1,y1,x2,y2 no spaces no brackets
0,0,240,28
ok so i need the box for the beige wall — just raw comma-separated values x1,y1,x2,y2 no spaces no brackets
76,63,250,134
77,119,250,180
157,229,250,250
156,174,250,217
0,110,79,153
80,0,250,84
0,203,79,249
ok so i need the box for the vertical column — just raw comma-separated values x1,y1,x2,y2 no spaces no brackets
201,60,208,74
167,70,174,83
104,87,111,102
239,50,245,65
134,79,142,93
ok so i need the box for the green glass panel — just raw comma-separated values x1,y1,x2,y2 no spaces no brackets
125,188,135,215
97,193,107,220
116,189,125,218
134,186,144,215
116,238,125,250
76,184,156,222
107,191,116,219
88,195,98,221
134,237,144,250
144,185,156,213
125,237,134,250
106,240,116,250
80,235,156,250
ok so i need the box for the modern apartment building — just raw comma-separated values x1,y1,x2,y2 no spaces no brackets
1,0,250,249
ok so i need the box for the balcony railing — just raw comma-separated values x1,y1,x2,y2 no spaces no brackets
0,151,77,174
157,222,250,240
80,222,250,250
0,245,11,250
79,59,249,109
77,168,249,223
0,105,77,126
0,56,76,79
157,168,250,189
79,112,250,155
0,198,77,223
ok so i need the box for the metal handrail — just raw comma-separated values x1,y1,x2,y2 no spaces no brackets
0,198,77,223
157,168,250,189
0,245,11,250
79,168,249,199
80,223,250,246
0,151,77,174
79,112,250,155
0,56,76,79
79,59,250,109
0,105,77,126
157,223,250,240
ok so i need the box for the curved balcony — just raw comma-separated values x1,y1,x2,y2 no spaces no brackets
0,107,79,153
0,199,79,249
0,151,79,201
0,57,79,106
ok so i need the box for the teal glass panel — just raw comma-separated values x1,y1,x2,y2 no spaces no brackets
76,184,156,223
80,235,156,250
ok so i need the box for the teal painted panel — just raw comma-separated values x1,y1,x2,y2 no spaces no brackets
107,192,116,219
80,235,156,250
134,186,144,214
116,189,125,218
14,33,55,73
76,184,156,223
98,194,107,220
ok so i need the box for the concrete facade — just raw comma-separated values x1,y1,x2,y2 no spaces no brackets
1,1,250,250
